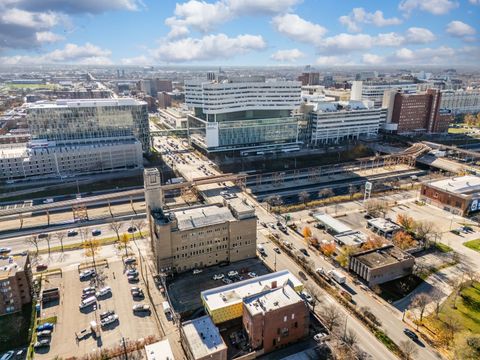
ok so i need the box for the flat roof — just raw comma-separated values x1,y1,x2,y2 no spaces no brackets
334,231,368,247
243,285,303,316
313,212,352,234
426,175,480,196
201,270,302,311
351,245,413,269
367,218,401,232
29,98,146,109
174,205,235,231
181,315,226,359
145,339,175,360
0,254,28,279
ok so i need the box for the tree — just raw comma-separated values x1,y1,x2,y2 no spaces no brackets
465,113,475,127
335,246,356,267
298,191,310,205
342,328,358,348
414,220,435,241
304,283,321,312
361,235,385,250
430,288,444,318
320,304,342,332
399,340,418,360
393,231,417,250
320,242,336,257
26,235,40,256
364,199,390,218
45,234,52,256
265,195,282,210
449,275,466,309
348,184,358,199
83,238,101,270
443,315,461,345
55,232,66,253
133,219,147,239
302,226,312,240
318,188,334,199
120,233,130,258
411,293,431,323
109,219,122,242
397,214,415,233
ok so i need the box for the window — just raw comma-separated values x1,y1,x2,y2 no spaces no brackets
291,313,295,320
283,315,287,322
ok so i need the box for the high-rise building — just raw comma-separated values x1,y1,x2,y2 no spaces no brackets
185,77,302,153
139,79,173,96
440,90,480,115
351,80,417,107
0,254,32,316
297,72,320,86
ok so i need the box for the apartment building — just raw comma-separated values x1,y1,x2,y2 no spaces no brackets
351,80,417,107
243,285,309,354
440,90,480,115
0,254,32,316
308,101,385,145
185,77,302,153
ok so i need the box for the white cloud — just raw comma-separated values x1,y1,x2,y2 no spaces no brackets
405,27,436,43
376,32,405,47
469,0,479,4
390,46,457,64
120,55,151,66
228,0,300,14
11,0,144,14
339,8,401,32
270,48,305,62
315,56,354,66
362,53,384,65
0,43,112,65
272,14,327,46
35,31,65,43
1,8,62,28
319,33,374,53
399,0,458,15
446,21,476,37
152,33,266,62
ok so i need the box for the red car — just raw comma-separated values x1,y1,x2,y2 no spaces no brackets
36,264,48,272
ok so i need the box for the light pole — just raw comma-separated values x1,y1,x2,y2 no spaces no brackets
274,251,277,272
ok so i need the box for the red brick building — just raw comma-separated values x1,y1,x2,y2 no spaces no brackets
242,285,309,354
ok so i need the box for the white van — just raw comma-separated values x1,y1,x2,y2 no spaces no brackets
162,301,171,315
79,296,96,309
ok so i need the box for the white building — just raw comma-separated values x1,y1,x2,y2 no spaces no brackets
145,339,175,360
351,81,417,107
440,90,480,115
309,101,385,145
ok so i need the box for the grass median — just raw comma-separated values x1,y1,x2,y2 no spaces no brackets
463,239,480,252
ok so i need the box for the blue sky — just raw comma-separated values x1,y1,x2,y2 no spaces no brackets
0,0,479,66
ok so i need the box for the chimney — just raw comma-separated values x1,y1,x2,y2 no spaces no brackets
271,281,277,289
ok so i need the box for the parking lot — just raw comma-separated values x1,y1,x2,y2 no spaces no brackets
35,258,159,359
168,258,270,315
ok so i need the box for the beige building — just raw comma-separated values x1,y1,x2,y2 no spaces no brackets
0,254,33,316
181,315,227,360
144,168,257,273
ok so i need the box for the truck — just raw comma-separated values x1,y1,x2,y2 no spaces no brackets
327,270,346,284
257,244,266,256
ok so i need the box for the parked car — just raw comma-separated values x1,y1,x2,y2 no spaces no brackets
33,339,50,349
132,289,144,298
248,272,257,278
301,291,314,305
227,270,238,277
37,323,54,332
95,286,112,297
313,332,329,342
451,228,461,236
79,269,96,280
127,226,137,233
192,269,203,275
124,257,136,265
91,229,101,236
100,314,119,327
82,286,95,294
299,248,309,256
403,328,418,340
273,247,281,254
37,330,52,338
132,304,151,313
0,351,14,360
340,290,353,302
36,264,48,272
99,310,115,320
81,291,96,299
222,278,233,284
127,274,139,282
0,247,11,254
212,274,224,280
67,230,78,237
126,269,138,276
38,233,48,239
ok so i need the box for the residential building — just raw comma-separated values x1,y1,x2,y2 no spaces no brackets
382,89,453,133
185,77,302,153
140,79,173,97
298,72,320,86
308,101,385,145
144,168,257,273
201,270,303,324
158,92,172,109
348,245,415,286
181,315,227,360
420,175,480,216
440,90,480,115
243,285,309,353
0,254,32,316
145,339,175,360
351,80,417,107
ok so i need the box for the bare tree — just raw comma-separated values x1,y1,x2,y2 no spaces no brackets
320,304,343,332
19,213,24,230
364,199,390,218
342,328,358,347
109,219,122,242
45,234,52,256
298,191,310,205
83,238,101,271
55,232,66,253
449,274,466,309
430,288,444,318
26,235,40,256
414,221,435,242
411,293,431,322
443,315,461,345
304,283,322,312
319,188,334,199
133,219,147,239
399,340,418,360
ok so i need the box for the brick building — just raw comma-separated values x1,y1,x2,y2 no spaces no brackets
242,285,309,353
0,254,33,316
420,175,480,216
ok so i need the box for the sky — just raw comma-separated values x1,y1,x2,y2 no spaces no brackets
0,0,479,67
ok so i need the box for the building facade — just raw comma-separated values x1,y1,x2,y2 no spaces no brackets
298,72,320,86
0,254,32,316
348,245,415,286
440,90,480,115
308,101,385,145
243,285,309,353
351,80,417,107
185,77,302,153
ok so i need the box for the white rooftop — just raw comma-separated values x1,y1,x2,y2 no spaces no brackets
174,205,235,231
181,315,226,359
243,285,303,316
313,212,352,234
201,270,302,311
145,339,175,360
367,218,401,232
334,231,368,247
29,98,146,109
427,175,480,196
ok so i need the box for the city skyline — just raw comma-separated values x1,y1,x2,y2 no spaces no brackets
0,0,479,67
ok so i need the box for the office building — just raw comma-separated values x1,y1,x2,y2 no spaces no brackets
185,77,302,153
440,90,480,115
243,285,309,353
308,101,385,145
181,315,227,360
140,79,173,97
201,270,303,324
351,80,417,107
420,175,480,216
348,245,415,286
298,72,320,86
0,254,32,316
158,92,172,109
382,89,453,133
144,168,257,273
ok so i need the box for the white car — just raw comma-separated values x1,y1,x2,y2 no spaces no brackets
192,269,203,275
79,269,96,280
301,291,314,305
212,274,224,280
248,272,257,278
96,286,111,297
100,314,118,327
227,270,238,277
133,304,151,312
313,332,329,342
